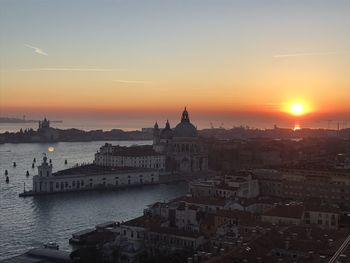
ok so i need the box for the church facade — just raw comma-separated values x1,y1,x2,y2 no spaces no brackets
153,108,208,173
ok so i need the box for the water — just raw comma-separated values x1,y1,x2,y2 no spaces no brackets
0,141,187,260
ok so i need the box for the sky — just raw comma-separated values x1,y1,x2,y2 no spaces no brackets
0,0,349,129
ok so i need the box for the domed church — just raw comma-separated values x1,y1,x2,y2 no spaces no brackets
153,108,208,173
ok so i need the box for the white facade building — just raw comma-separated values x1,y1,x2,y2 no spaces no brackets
32,156,159,194
189,171,259,199
94,144,166,171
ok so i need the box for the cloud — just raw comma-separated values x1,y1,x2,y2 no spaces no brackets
113,79,152,84
24,44,48,56
19,68,124,72
273,50,350,58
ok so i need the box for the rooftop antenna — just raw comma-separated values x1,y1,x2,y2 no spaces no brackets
327,119,332,129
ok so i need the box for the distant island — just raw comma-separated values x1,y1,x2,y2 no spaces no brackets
0,117,62,123
0,117,152,143
0,117,349,144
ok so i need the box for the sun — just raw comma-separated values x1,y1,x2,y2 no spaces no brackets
290,103,304,116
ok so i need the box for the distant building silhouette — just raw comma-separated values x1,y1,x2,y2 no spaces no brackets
38,117,50,130
37,117,59,141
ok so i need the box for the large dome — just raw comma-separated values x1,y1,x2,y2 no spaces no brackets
173,108,197,137
174,122,197,137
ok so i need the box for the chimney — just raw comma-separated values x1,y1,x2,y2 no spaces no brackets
308,251,314,259
285,240,290,250
306,228,312,239
328,239,334,247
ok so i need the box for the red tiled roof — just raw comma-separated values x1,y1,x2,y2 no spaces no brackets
263,205,304,219
172,196,226,206
123,215,165,228
149,226,203,238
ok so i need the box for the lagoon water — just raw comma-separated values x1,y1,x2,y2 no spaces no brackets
0,140,187,260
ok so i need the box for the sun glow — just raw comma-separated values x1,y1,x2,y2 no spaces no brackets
293,123,301,131
283,100,312,116
290,103,304,116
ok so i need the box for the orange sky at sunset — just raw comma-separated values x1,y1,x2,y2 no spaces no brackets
0,0,349,129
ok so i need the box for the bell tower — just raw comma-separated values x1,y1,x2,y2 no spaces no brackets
153,122,160,146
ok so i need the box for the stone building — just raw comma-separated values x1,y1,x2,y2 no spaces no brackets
94,144,166,171
153,108,208,173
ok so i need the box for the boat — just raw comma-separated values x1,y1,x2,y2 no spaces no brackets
44,242,59,250
6,176,9,183
26,171,30,177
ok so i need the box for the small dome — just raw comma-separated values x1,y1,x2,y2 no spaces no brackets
160,120,174,139
161,128,174,139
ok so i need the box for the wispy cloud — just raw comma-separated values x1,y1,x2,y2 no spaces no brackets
24,44,48,56
113,79,152,84
19,68,124,72
273,50,350,58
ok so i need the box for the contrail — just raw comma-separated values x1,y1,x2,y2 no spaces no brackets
24,44,48,56
273,50,350,58
113,79,152,84
19,68,124,72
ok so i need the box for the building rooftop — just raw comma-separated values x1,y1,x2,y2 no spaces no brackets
263,205,304,219
304,204,341,214
172,196,227,207
214,209,257,222
98,145,163,157
71,228,96,238
122,215,165,228
207,226,349,263
52,164,157,177
149,226,203,239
